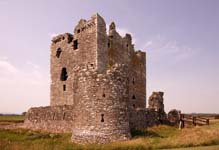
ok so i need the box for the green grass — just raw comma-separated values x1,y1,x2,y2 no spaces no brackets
0,120,219,150
0,115,24,122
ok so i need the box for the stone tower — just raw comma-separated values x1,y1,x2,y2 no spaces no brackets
24,13,147,144
50,14,146,143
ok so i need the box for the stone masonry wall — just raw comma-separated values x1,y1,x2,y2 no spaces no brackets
129,108,161,130
71,64,131,144
50,14,106,106
107,22,146,110
23,105,75,132
25,14,148,144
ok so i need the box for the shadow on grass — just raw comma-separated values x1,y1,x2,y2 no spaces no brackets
131,129,163,138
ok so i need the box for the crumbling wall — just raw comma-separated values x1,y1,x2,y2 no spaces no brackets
23,105,75,132
129,51,146,109
148,92,165,112
129,108,161,130
107,22,146,110
168,109,181,125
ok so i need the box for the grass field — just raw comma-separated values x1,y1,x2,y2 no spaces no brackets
0,116,219,150
0,115,24,122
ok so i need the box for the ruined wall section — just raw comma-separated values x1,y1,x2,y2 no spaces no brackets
50,14,101,106
71,64,131,144
23,105,75,132
129,108,161,130
129,51,146,109
107,23,133,66
107,23,146,109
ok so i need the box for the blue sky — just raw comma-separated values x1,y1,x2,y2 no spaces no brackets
0,0,219,113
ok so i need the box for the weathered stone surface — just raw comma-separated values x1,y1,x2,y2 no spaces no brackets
167,109,181,125
23,105,75,132
148,92,165,112
24,13,153,144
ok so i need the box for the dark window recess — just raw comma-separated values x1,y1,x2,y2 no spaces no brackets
56,48,62,58
60,67,68,81
109,35,113,39
127,44,129,48
102,93,106,97
133,104,135,108
101,114,104,122
73,40,78,50
63,84,66,91
108,42,110,48
62,37,65,40
67,36,73,44
132,78,135,84
132,95,136,99
53,113,55,120
77,29,80,33
63,112,66,120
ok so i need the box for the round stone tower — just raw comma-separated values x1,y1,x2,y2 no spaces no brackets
71,64,131,144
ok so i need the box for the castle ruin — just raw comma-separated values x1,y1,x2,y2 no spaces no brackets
24,14,166,144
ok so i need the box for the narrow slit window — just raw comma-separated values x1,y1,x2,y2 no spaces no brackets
132,95,136,99
63,84,66,91
60,67,68,81
56,48,62,58
63,112,66,120
73,40,78,50
133,104,135,108
132,78,135,84
101,114,104,122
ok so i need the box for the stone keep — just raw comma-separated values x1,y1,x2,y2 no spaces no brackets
24,13,147,144
50,14,146,108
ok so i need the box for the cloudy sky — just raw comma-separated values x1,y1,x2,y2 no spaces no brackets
0,0,219,114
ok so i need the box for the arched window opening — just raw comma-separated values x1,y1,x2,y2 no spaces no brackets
132,95,136,99
60,67,68,81
56,48,62,58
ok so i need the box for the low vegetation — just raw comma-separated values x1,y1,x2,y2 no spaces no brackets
0,116,219,150
0,115,24,122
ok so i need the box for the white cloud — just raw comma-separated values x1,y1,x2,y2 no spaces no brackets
0,57,49,113
143,35,199,63
0,58,48,85
0,58,18,74
26,61,40,69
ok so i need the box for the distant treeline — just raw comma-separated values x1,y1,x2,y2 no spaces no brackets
186,113,219,119
0,112,26,116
